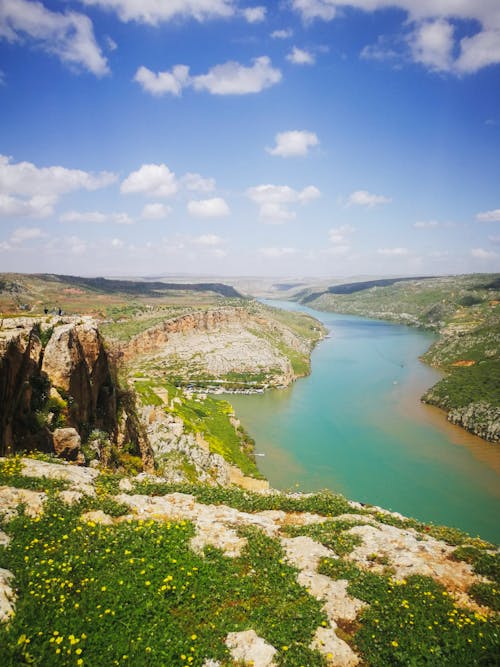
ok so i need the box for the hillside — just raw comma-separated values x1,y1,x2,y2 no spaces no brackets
299,274,500,443
0,456,498,666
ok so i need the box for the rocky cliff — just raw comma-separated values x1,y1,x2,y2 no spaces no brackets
0,316,123,459
116,306,314,390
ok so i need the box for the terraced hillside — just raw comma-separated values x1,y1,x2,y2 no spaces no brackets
299,275,500,442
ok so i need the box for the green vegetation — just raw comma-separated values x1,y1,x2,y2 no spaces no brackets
0,499,326,666
282,520,364,556
0,457,69,493
318,558,499,666
134,380,262,478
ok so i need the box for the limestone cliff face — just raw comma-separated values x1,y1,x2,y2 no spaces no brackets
0,323,45,455
41,319,117,431
119,308,254,361
0,317,118,456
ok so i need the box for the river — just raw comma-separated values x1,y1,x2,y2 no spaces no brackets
225,300,500,543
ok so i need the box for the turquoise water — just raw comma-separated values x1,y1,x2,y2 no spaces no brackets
226,300,500,543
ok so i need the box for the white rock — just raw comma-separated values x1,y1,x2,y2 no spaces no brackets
226,629,277,667
311,626,359,667
80,510,114,525
0,568,15,623
0,487,46,519
118,478,133,492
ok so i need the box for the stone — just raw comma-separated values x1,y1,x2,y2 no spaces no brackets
311,627,359,667
52,428,81,460
0,486,46,520
0,568,15,623
80,510,114,525
118,477,133,492
226,629,277,667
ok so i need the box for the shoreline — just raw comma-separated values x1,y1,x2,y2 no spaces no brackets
395,369,500,476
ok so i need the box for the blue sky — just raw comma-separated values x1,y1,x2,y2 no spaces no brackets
0,0,499,278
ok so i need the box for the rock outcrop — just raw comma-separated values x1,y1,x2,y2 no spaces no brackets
0,317,120,458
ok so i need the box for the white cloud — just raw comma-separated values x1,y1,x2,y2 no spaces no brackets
0,154,116,218
328,224,355,243
488,235,500,245
133,64,190,96
121,163,178,198
292,0,337,22
377,247,409,256
10,226,45,244
247,183,320,222
409,20,454,72
267,130,319,157
347,189,392,207
471,247,498,260
79,0,235,25
286,46,315,65
271,28,293,39
135,56,281,97
456,30,500,74
187,197,230,218
259,247,297,258
476,208,500,222
193,234,224,245
182,172,216,192
141,203,171,220
60,210,134,224
291,1,500,74
192,56,281,95
242,6,266,23
0,193,55,218
111,237,124,248
67,235,87,255
0,154,116,197
0,0,109,76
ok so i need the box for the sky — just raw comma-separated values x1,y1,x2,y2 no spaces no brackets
0,0,499,278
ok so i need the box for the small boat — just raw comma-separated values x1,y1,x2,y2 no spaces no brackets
255,453,266,457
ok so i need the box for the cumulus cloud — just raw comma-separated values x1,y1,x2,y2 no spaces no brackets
0,154,116,218
121,163,178,198
133,65,190,96
471,247,498,260
377,247,409,256
135,56,281,96
286,46,315,65
79,0,235,25
141,203,171,220
182,172,216,192
187,197,230,218
328,224,355,243
10,226,45,244
192,56,281,95
259,247,297,258
0,193,55,218
0,0,109,76
266,130,319,157
476,208,500,222
271,28,293,39
347,190,392,207
60,210,133,224
247,183,320,222
291,1,500,74
242,6,266,23
409,20,454,72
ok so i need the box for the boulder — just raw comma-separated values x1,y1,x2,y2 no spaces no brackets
52,428,81,461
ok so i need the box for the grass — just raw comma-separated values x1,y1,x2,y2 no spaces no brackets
0,457,69,493
134,380,263,478
318,558,500,666
0,499,327,666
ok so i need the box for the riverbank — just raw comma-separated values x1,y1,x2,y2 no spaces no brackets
225,301,500,543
